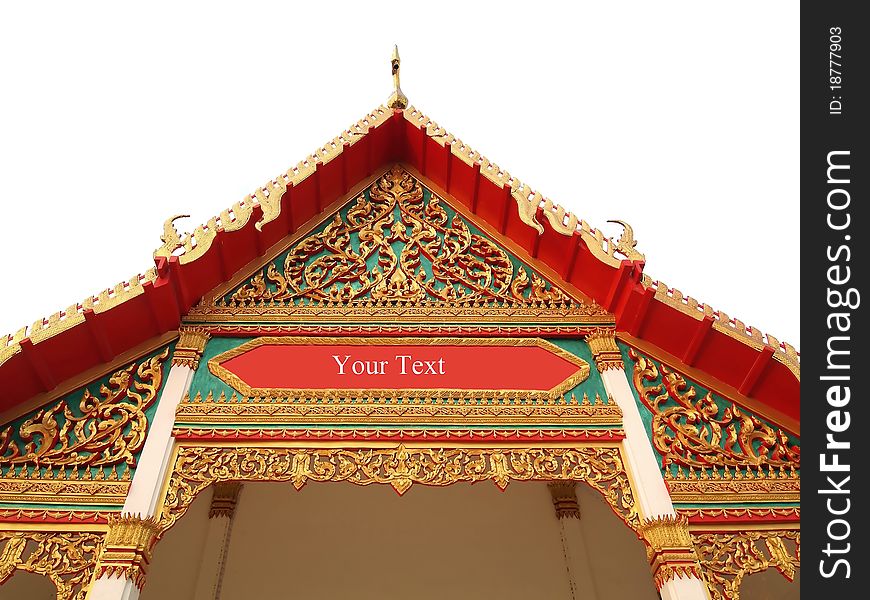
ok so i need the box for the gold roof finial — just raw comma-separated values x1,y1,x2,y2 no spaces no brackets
387,44,408,109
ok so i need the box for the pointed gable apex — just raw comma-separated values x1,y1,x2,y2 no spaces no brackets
0,104,798,425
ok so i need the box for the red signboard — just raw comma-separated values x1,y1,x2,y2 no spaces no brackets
209,337,589,398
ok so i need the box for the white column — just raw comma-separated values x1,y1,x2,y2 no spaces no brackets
88,357,197,600
599,367,710,600
548,482,600,600
192,483,242,600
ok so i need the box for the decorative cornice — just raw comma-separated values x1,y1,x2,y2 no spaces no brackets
402,107,645,267
547,481,580,520
640,275,799,381
177,390,620,428
639,514,702,590
0,477,130,506
171,327,211,370
209,482,243,519
95,515,163,590
160,444,638,533
584,328,624,372
665,466,799,504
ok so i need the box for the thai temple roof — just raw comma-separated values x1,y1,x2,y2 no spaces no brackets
0,51,799,431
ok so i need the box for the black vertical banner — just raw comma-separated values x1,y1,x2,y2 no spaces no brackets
802,2,867,596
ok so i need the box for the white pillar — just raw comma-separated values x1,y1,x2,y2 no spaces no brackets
192,483,242,600
548,482,600,600
586,330,709,600
89,329,208,600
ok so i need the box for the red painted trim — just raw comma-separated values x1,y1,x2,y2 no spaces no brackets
172,429,625,443
83,309,114,363
739,345,775,396
682,315,714,366
19,338,56,392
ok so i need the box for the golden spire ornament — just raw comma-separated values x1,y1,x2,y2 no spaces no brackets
387,44,408,109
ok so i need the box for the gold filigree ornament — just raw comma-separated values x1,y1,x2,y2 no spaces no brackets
639,515,702,590
584,328,624,372
94,515,163,591
214,166,605,323
0,348,169,473
628,349,799,471
160,445,638,532
693,530,800,600
171,327,211,370
0,531,102,600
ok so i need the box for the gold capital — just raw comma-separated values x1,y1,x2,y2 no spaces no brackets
585,328,623,372
639,514,702,589
96,515,163,590
172,327,211,370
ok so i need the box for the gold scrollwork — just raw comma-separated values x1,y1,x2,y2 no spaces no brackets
226,166,580,310
160,445,638,532
0,348,170,472
693,530,800,600
628,349,799,471
0,531,102,600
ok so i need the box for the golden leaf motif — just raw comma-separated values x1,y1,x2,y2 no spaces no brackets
693,530,800,600
0,348,170,470
229,166,571,307
160,445,638,532
0,531,102,600
629,350,799,470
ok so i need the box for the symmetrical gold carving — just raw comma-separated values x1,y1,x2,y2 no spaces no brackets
161,445,638,531
95,515,162,590
172,327,211,370
629,349,800,471
177,390,620,427
207,337,590,401
209,482,243,519
0,348,170,471
677,507,800,521
584,329,623,372
0,477,129,505
639,274,800,381
665,465,799,503
226,167,580,313
171,427,623,442
548,481,580,520
0,531,102,600
640,515,702,589
693,530,800,600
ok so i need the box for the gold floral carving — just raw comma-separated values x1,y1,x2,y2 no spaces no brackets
584,329,623,372
177,390,620,427
171,427,623,442
223,167,593,319
0,531,102,600
0,348,170,471
208,337,591,401
172,328,211,370
693,530,800,600
665,465,799,503
628,349,799,471
95,515,162,590
639,515,702,589
160,445,638,531
0,478,129,505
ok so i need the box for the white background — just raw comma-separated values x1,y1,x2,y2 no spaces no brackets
0,2,799,348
